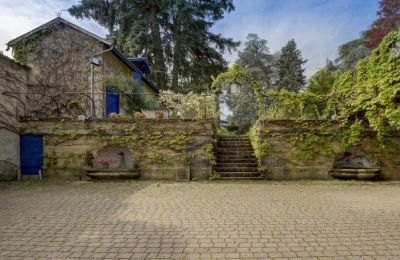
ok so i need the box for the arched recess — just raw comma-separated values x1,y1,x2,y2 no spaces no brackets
211,64,265,117
94,145,134,169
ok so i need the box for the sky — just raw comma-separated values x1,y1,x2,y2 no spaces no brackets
0,0,379,78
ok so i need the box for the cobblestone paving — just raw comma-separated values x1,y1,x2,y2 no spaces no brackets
0,180,400,259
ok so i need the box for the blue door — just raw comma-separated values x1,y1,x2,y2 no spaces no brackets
20,135,43,175
106,87,120,117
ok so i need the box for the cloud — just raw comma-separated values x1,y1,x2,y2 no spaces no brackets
213,0,378,77
0,0,106,56
0,0,378,78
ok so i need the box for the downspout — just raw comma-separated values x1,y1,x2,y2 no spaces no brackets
90,46,113,118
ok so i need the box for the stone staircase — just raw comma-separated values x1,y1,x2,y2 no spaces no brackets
215,136,263,180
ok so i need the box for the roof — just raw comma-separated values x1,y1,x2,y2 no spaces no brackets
7,17,111,48
128,57,152,74
6,17,159,93
111,49,159,93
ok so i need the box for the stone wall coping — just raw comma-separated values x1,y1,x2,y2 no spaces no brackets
20,117,215,124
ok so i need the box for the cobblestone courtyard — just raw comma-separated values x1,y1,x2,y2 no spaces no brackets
0,181,400,259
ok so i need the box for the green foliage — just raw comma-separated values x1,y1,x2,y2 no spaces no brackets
288,131,334,161
266,90,325,120
212,64,265,118
208,172,221,181
93,122,192,166
236,34,275,87
11,24,56,63
336,38,371,71
249,124,270,162
276,39,307,92
159,90,218,119
216,127,230,136
105,76,159,113
148,151,166,164
69,0,239,92
307,60,340,95
43,151,58,170
203,142,216,167
226,31,398,164
333,30,400,144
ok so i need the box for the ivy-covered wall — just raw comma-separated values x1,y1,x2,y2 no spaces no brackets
9,22,156,119
0,54,29,180
251,119,400,180
20,118,214,180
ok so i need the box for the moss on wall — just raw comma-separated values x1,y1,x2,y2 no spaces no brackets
251,119,400,180
21,118,214,180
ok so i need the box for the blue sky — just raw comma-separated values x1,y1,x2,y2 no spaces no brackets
0,0,379,77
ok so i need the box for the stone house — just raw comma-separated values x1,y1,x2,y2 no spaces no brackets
6,17,159,119
0,17,163,180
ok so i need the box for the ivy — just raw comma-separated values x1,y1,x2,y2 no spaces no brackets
249,123,270,163
259,30,400,149
211,64,265,117
203,141,217,167
11,24,57,63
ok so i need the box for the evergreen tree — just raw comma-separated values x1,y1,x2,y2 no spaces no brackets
307,59,339,95
276,39,307,92
236,34,274,88
335,38,370,71
224,34,274,133
68,0,238,91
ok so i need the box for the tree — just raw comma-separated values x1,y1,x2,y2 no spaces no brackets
236,34,274,88
169,0,239,93
223,34,274,133
276,39,307,92
364,0,400,49
225,85,258,134
335,38,370,71
308,59,340,95
69,0,238,92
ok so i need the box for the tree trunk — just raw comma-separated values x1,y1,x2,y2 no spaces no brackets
150,3,168,90
171,11,182,90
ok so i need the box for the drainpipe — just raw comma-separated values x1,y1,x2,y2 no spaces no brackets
90,46,113,118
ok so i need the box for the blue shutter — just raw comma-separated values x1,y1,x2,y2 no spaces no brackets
106,87,120,117
20,135,43,175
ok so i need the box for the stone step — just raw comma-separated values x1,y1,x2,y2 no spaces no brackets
215,167,258,173
216,162,258,167
216,147,253,151
218,141,252,145
218,176,265,180
219,135,249,139
216,151,255,156
217,155,257,160
216,158,258,163
217,171,261,177
217,145,254,150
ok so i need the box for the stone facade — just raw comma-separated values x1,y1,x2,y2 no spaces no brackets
255,120,400,180
20,119,214,180
0,54,29,180
7,18,158,119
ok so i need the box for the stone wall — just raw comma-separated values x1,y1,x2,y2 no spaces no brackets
20,119,214,180
255,120,400,180
0,54,29,180
12,23,155,119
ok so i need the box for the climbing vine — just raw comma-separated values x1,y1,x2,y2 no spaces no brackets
257,30,400,153
11,24,57,64
334,30,400,144
249,123,270,163
211,64,265,117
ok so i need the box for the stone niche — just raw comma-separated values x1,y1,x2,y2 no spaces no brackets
94,146,134,169
332,152,379,169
